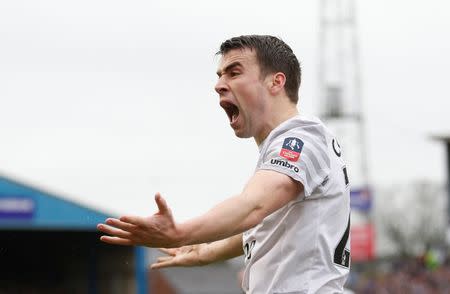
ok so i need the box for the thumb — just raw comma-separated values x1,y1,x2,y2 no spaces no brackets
155,192,170,214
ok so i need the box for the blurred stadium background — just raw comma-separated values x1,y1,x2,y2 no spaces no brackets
1,0,449,293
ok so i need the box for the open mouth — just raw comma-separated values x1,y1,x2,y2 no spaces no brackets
220,100,240,125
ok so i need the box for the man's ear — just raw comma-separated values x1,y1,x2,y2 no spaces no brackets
268,72,286,95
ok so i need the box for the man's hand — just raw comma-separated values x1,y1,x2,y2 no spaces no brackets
97,192,182,248
152,234,244,269
151,245,209,269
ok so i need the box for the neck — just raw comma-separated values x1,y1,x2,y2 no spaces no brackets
254,101,299,146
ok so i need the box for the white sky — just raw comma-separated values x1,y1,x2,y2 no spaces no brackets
0,0,449,221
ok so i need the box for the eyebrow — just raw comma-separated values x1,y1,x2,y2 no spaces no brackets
216,61,242,77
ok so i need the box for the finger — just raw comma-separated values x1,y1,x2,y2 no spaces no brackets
97,224,133,239
105,218,139,232
151,259,178,270
158,248,177,256
155,193,169,214
119,215,144,226
180,245,195,254
99,235,134,246
157,256,173,263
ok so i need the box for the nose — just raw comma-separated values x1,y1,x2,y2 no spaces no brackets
215,78,229,95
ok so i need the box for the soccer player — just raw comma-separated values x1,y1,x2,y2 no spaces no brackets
97,35,351,293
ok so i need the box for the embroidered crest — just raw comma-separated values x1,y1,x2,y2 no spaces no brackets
280,137,304,162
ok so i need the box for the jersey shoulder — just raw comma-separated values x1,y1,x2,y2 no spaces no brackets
258,115,332,197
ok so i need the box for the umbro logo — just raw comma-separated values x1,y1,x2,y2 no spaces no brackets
270,159,299,173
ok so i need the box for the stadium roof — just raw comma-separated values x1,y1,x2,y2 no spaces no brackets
0,174,112,230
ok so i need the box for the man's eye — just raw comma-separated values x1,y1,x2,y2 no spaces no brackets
230,71,240,77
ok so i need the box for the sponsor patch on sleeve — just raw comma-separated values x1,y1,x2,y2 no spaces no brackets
280,137,304,162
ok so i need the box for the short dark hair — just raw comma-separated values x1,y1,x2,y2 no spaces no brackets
217,35,301,104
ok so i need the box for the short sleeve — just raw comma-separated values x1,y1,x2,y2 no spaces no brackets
258,129,331,197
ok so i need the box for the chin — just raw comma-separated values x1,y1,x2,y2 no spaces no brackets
233,129,252,139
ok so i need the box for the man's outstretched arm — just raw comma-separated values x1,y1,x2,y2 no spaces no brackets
97,169,302,248
151,233,243,269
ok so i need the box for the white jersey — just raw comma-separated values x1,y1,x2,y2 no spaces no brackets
242,114,351,294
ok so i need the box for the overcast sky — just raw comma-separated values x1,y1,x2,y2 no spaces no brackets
1,0,449,221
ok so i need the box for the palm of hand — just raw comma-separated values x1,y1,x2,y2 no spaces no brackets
97,193,180,248
151,245,205,269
